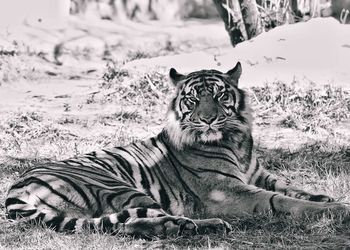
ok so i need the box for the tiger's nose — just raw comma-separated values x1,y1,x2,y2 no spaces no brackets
200,115,217,125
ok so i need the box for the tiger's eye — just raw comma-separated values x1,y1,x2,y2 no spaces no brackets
218,92,229,101
184,98,196,109
188,97,197,102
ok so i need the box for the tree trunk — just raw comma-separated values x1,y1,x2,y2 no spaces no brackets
309,0,321,18
290,0,303,21
238,0,263,39
213,0,263,46
212,0,245,46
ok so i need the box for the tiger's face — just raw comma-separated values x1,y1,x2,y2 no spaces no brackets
165,62,251,149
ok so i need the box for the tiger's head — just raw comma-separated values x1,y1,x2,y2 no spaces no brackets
165,62,252,150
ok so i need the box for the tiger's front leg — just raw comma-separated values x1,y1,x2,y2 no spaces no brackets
120,215,198,239
206,183,349,219
254,169,334,202
120,216,232,238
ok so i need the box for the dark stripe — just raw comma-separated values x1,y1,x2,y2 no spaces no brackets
152,162,177,209
146,203,162,209
46,216,65,230
136,208,148,218
63,218,78,231
5,197,26,207
267,177,277,192
186,79,201,86
255,175,264,188
247,160,260,184
87,219,97,232
197,168,244,183
47,173,92,211
122,193,147,208
251,159,260,175
139,166,151,190
205,77,221,82
106,189,133,210
132,144,155,183
85,155,120,177
191,149,238,167
100,216,114,233
117,210,130,223
152,136,184,206
220,144,241,160
113,149,134,178
158,181,171,211
38,197,61,213
51,163,113,180
161,140,201,201
86,151,97,157
8,208,37,218
269,194,278,214
262,174,271,189
36,212,46,222
64,159,86,167
180,110,192,121
166,147,200,178
238,89,246,110
89,188,103,218
193,145,239,165
103,149,136,185
10,177,82,210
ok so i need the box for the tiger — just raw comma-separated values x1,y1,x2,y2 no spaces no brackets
5,62,349,238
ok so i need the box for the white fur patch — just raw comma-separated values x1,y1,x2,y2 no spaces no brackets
109,213,118,224
59,217,74,231
75,218,85,232
209,190,226,202
147,209,165,217
165,111,226,148
93,217,102,226
165,111,195,150
200,131,222,142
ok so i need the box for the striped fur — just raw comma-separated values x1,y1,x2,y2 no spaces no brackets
5,62,349,237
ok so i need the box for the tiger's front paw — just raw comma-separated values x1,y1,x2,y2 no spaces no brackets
193,218,232,235
164,216,198,236
296,192,334,202
122,216,198,239
308,194,334,202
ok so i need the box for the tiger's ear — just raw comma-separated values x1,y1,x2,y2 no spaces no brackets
226,62,242,86
169,68,185,86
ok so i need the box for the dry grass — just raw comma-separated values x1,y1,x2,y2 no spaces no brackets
251,81,350,133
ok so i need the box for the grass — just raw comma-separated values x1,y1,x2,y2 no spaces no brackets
251,81,350,133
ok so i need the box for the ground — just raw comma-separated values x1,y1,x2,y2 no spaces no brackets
0,16,350,249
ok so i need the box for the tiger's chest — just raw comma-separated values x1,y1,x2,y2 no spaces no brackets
155,144,252,216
